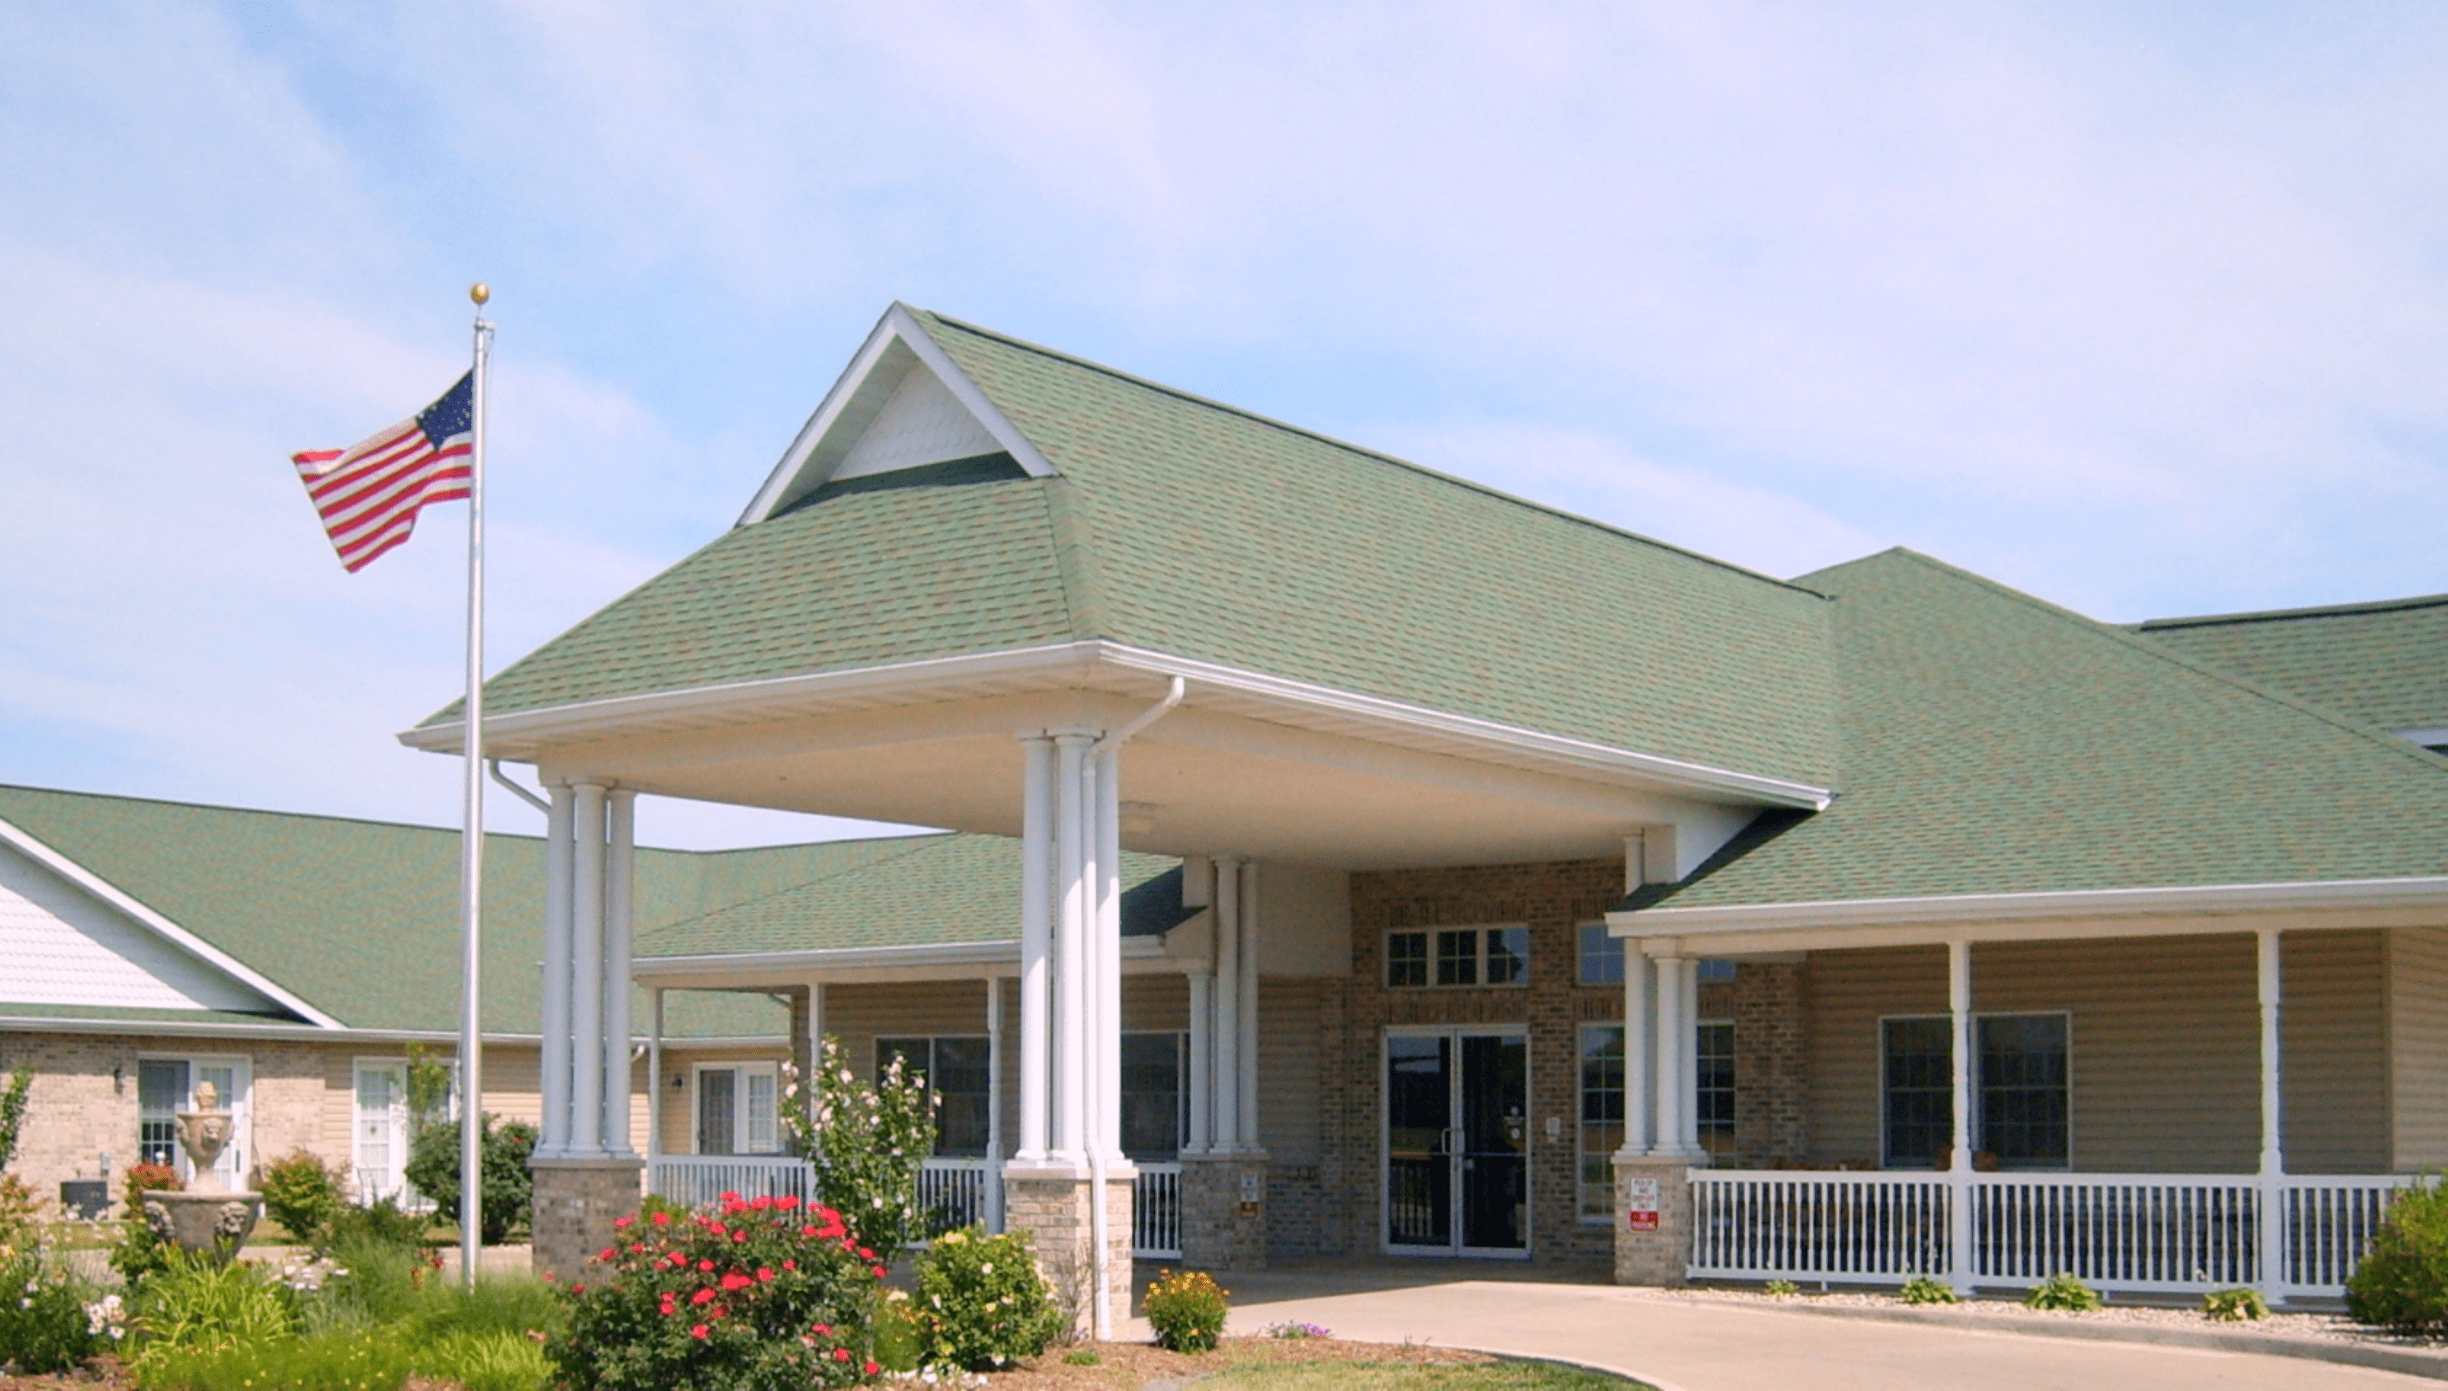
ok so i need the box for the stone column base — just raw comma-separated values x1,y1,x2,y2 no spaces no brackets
1178,1152,1268,1270
1612,1155,1698,1288
1002,1162,1135,1337
530,1155,644,1283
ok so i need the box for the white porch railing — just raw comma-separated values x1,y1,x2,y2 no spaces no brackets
1690,1169,2425,1297
648,1155,816,1208
1134,1163,1183,1259
917,1158,995,1236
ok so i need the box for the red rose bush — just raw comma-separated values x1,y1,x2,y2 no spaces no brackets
552,1192,885,1390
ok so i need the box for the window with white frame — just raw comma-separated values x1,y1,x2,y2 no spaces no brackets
1577,1025,1623,1221
1697,1020,1735,1158
1120,1032,1187,1161
1880,1013,2071,1170
1386,927,1528,988
875,1037,992,1157
695,1062,780,1156
1577,925,1622,985
137,1056,251,1186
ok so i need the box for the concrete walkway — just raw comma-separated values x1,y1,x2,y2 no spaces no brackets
1133,1267,2440,1391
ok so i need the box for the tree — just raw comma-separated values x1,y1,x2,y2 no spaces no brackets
404,1114,535,1245
0,1065,31,1171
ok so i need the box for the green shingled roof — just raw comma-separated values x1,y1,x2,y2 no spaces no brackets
1632,550,2448,911
2132,593,2448,733
457,308,1840,788
0,786,918,1036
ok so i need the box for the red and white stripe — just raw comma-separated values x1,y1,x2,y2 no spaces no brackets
292,418,471,572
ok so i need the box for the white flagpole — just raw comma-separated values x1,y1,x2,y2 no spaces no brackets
459,284,494,1289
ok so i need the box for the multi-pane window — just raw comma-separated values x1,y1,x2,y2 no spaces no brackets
1978,1014,2069,1169
1389,927,1530,988
1881,1018,1953,1168
1120,1032,1187,1160
1577,925,1622,985
137,1057,249,1184
1577,1025,1624,1220
696,1063,779,1155
1697,1021,1736,1158
1696,959,1737,984
138,1060,187,1169
876,1037,992,1157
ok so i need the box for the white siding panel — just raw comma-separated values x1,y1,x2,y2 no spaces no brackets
831,365,1001,481
0,844,274,1011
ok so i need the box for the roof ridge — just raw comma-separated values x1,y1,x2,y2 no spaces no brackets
2136,592,2448,630
910,309,1830,600
0,783,548,845
1867,550,2448,773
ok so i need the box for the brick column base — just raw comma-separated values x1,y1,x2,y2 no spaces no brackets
1612,1156,1695,1287
1002,1163,1134,1337
530,1155,644,1283
1178,1152,1268,1270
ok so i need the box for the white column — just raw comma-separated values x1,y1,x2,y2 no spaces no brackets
1015,735,1055,1163
1651,947,1692,1159
1093,747,1125,1165
1186,972,1212,1154
538,781,575,1158
1052,732,1093,1165
603,788,637,1158
1947,938,1975,1295
1212,858,1242,1151
985,976,1004,1231
1678,958,1703,1159
1619,948,1654,1156
2258,927,2285,1292
570,780,607,1155
1237,860,1261,1151
647,986,665,1170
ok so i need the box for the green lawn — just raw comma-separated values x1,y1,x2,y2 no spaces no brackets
1204,1360,1649,1389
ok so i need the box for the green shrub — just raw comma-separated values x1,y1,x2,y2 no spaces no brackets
1063,1348,1101,1365
260,1151,348,1246
0,1247,101,1374
640,1192,694,1225
1145,1269,1229,1353
0,1172,39,1253
1898,1274,1959,1305
324,1196,433,1254
784,1036,939,1263
2347,1177,2448,1331
404,1116,535,1245
2023,1272,2103,1312
909,1226,1063,1370
0,1064,32,1170
311,1232,429,1330
2203,1286,2270,1322
550,1191,883,1389
111,1163,186,1286
129,1251,296,1375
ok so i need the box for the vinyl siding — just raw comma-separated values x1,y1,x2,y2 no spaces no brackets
2391,927,2448,1170
1803,933,2386,1173
1259,979,1323,1164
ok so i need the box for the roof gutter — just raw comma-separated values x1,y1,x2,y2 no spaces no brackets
0,1017,784,1047
635,934,1177,981
1612,875,2448,938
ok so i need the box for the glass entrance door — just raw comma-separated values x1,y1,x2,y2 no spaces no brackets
1383,1027,1529,1257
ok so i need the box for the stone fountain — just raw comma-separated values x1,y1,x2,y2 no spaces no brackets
139,1081,262,1260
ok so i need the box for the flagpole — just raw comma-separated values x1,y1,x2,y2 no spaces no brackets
459,284,494,1290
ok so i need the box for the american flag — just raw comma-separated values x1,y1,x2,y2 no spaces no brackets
291,372,475,571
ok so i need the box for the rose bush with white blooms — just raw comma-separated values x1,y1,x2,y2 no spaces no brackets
783,1035,940,1264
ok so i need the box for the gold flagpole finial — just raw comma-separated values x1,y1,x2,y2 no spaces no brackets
469,282,491,306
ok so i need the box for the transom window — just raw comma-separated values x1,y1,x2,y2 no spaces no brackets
1387,927,1528,988
1578,925,1623,985
1880,1013,2070,1170
876,1037,992,1157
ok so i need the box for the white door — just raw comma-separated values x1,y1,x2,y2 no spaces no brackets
353,1061,409,1203
187,1058,252,1189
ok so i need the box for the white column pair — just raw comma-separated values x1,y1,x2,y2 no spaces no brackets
537,778,638,1161
1615,944,1704,1161
1187,858,1261,1154
1012,732,1125,1171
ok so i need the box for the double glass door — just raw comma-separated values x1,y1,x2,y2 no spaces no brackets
1384,1027,1529,1257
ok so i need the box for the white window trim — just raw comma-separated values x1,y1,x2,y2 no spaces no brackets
1696,1016,1736,1159
692,1061,783,1156
137,1052,252,1187
1576,922,1623,987
1576,1023,1624,1225
1385,925,1531,990
1877,1011,2075,1172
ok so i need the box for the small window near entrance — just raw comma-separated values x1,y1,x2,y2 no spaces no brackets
695,1063,780,1156
877,1037,993,1157
1435,930,1478,986
1120,1032,1187,1160
1881,1017,1953,1168
1387,931,1429,988
1697,1021,1736,1158
1577,925,1623,985
1392,927,1531,989
1978,1014,2069,1169
1578,1025,1623,1221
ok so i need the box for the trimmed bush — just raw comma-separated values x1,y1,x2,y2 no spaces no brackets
910,1227,1063,1370
404,1115,535,1245
551,1191,884,1390
2349,1177,2448,1331
261,1150,348,1246
1145,1269,1229,1353
1898,1274,1959,1305
2023,1272,2103,1311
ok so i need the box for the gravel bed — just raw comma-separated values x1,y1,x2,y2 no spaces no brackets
1654,1285,2448,1353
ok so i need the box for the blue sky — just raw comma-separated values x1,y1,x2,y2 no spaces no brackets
3,2,2444,848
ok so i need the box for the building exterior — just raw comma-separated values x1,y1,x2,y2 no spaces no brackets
386,303,2443,1317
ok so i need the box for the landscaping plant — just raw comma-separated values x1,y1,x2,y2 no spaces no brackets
0,1063,31,1169
2023,1272,2103,1311
2202,1286,2270,1322
2348,1177,2448,1331
908,1226,1063,1370
404,1114,535,1245
1145,1269,1230,1353
1897,1274,1959,1305
782,1035,938,1263
0,1243,102,1374
551,1190,886,1390
260,1149,348,1245
128,1249,297,1378
111,1162,186,1286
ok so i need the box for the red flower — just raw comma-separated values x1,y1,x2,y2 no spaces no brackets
757,1266,774,1282
859,1247,874,1260
720,1191,741,1203
652,1211,671,1227
864,1361,880,1375
778,1195,800,1211
598,1247,617,1262
659,1301,676,1317
812,1323,832,1336
692,1323,709,1340
752,1195,773,1210
692,1287,717,1306
801,1224,819,1237
871,1265,887,1278
721,1271,753,1292
614,1215,634,1229
712,1305,728,1319
782,1260,796,1271
570,1284,585,1294
698,1260,715,1272
709,1222,728,1236
833,1348,851,1362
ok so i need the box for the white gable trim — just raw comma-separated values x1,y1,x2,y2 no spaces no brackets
0,817,345,1029
739,303,1057,526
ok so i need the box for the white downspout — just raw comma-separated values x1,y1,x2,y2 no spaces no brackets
1084,676,1185,1341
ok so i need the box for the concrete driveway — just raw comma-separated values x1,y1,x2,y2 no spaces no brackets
1133,1269,2439,1391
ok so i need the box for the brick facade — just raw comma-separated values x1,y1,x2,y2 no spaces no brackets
1001,1167,1135,1336
529,1156,644,1282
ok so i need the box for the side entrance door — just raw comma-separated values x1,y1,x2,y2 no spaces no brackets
1383,1026,1529,1258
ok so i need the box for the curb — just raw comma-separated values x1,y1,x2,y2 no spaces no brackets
1630,1293,2448,1383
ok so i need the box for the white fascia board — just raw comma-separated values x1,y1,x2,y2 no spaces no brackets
0,1017,776,1048
2394,727,2448,748
1611,876,2448,946
0,818,346,1029
635,933,1176,982
738,303,1056,527
404,640,1832,811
